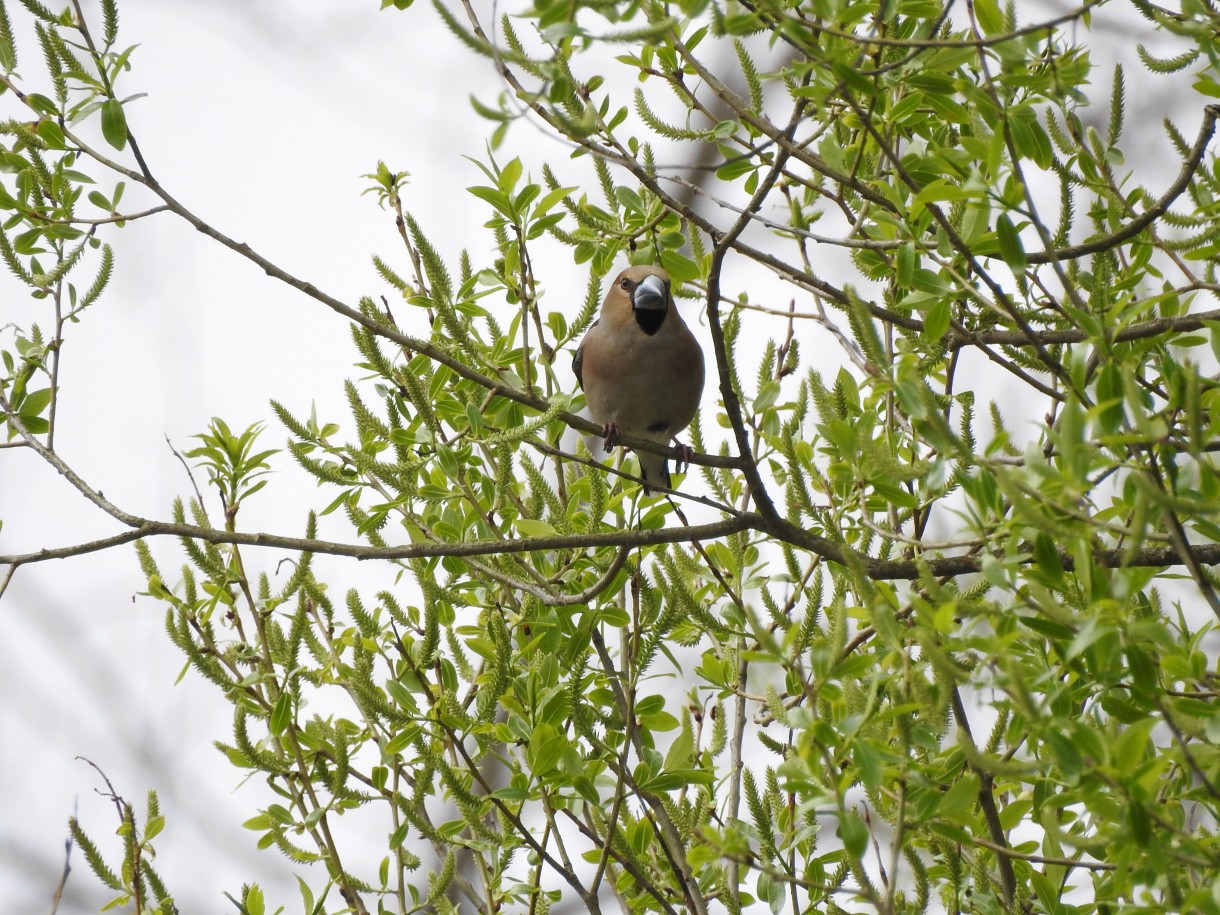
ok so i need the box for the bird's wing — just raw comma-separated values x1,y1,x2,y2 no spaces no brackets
572,319,598,390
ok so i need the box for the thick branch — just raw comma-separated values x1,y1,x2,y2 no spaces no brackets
704,96,804,523
0,515,760,567
9,509,1220,583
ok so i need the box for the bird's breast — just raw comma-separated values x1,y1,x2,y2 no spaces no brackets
580,319,704,439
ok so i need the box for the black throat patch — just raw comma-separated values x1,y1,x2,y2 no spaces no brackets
633,309,665,335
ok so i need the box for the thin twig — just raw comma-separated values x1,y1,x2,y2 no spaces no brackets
950,689,1016,906
47,823,73,915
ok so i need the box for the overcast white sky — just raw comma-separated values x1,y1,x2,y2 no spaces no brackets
0,2,1215,913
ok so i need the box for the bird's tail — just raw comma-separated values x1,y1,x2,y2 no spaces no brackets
637,449,670,494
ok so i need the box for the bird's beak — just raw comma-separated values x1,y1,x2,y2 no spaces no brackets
632,274,668,312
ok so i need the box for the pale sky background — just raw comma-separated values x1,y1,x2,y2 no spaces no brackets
0,2,1214,913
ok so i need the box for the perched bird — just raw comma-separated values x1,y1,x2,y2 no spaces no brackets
573,265,705,492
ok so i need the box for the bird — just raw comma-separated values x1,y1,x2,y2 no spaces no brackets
572,264,705,492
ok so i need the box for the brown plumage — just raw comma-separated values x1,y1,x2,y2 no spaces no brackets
573,265,705,492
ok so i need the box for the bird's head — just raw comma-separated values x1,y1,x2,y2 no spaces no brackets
613,265,671,336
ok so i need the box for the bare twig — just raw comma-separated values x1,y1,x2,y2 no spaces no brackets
47,824,73,915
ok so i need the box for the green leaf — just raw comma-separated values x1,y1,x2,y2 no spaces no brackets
1032,533,1065,588
937,773,979,823
36,119,65,149
658,249,700,283
527,723,566,774
1193,74,1220,98
715,157,754,182
758,871,785,914
19,387,52,418
923,299,950,342
100,99,128,150
995,214,1026,269
614,186,645,214
1043,730,1083,781
638,708,679,731
244,884,265,915
515,518,557,538
532,184,576,217
664,727,693,770
384,726,418,756
754,379,780,412
498,157,522,194
1128,800,1151,846
269,691,292,735
467,185,513,218
852,740,883,789
1112,718,1154,773
911,178,971,215
973,0,1005,35
896,242,916,288
837,809,869,858
295,876,316,915
143,814,165,841
1095,361,1125,434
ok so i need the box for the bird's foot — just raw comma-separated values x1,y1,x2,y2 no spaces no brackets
673,441,695,475
601,422,621,453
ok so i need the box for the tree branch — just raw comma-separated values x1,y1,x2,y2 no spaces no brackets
948,303,1220,348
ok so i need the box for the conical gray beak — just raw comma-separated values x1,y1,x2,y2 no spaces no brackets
632,274,668,311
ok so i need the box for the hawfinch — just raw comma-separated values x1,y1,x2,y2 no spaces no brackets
573,265,705,492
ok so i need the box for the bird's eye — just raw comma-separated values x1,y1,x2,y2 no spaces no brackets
619,277,632,291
